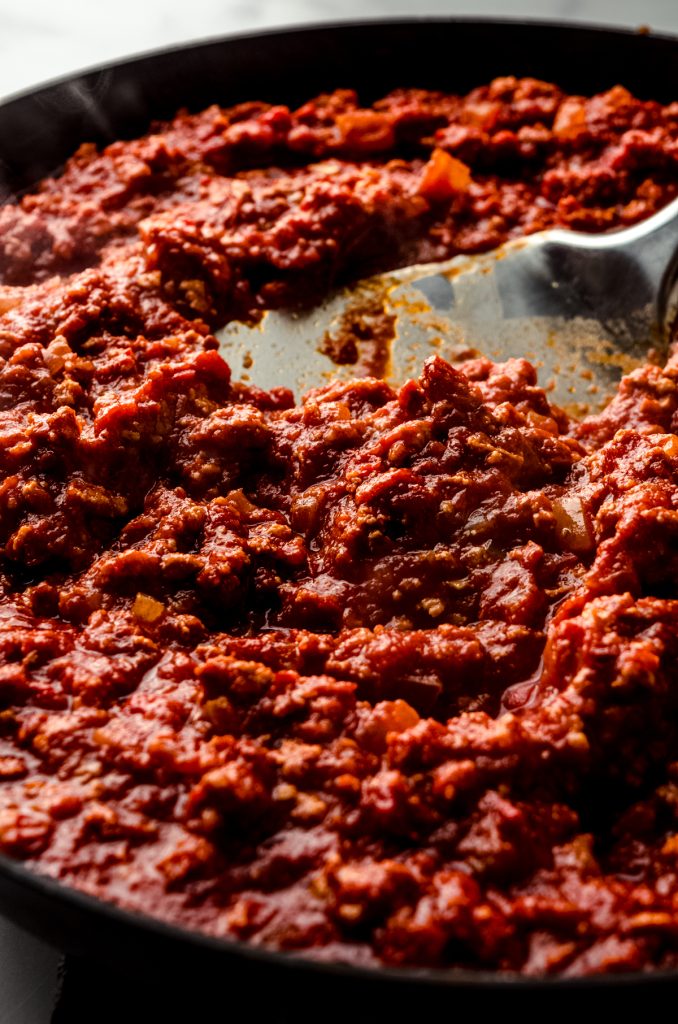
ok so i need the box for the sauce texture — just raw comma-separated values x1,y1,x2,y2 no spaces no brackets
2,78,678,976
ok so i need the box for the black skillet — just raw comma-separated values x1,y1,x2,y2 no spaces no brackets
1,18,678,1008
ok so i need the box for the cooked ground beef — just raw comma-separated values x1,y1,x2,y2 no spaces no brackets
1,77,678,976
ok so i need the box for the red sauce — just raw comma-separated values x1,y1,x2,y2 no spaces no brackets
1,77,678,976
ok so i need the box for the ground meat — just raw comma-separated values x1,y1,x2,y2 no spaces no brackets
1,78,678,977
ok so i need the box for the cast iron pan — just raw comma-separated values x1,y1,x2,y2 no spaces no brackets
1,18,678,1003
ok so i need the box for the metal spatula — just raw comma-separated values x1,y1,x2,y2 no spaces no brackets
218,196,678,415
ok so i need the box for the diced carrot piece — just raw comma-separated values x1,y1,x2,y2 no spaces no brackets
419,148,471,201
552,98,588,139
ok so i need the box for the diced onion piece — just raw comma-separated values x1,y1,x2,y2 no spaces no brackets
132,592,165,623
420,597,445,618
43,335,73,375
551,494,594,554
419,148,472,201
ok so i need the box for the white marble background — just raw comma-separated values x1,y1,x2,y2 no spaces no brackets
1,0,678,1021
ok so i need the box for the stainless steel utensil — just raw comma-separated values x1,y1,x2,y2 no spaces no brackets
220,196,678,414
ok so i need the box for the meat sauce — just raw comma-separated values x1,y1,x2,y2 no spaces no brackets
1,77,678,976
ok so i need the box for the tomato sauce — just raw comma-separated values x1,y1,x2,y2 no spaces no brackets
1,77,678,975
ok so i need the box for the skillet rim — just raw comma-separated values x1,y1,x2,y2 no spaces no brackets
1,850,675,990
0,13,671,112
